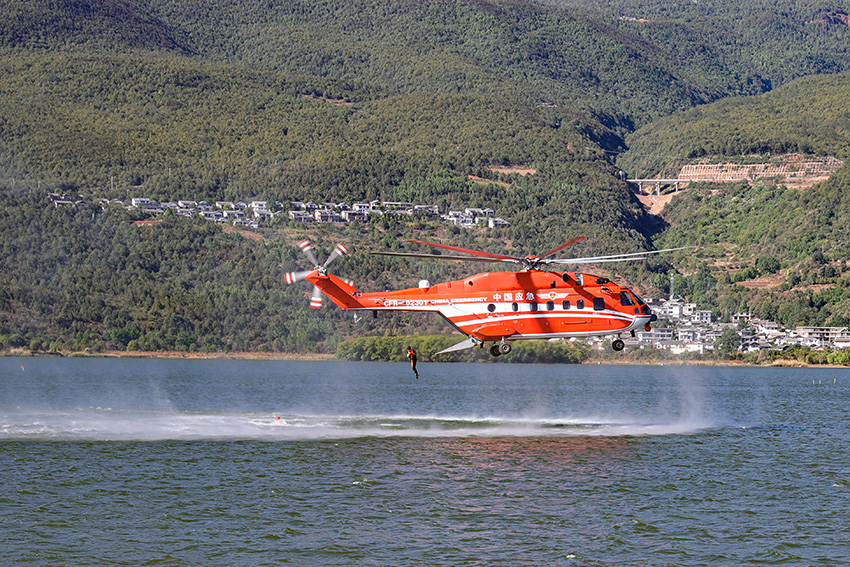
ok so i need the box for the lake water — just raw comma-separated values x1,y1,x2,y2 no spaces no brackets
1,357,848,565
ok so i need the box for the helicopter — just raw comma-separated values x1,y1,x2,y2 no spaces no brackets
284,237,690,356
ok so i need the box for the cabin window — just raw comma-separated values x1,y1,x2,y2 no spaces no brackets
562,300,571,310
512,302,519,312
487,303,496,313
530,303,538,312
619,292,635,306
547,301,555,311
629,290,651,313
576,299,585,310
593,297,605,311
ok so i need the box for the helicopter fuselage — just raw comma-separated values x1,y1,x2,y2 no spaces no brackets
306,268,655,353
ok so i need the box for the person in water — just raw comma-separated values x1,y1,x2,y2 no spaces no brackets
406,346,419,379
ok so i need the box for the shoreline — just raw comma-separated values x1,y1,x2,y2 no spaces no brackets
2,349,336,361
3,349,848,367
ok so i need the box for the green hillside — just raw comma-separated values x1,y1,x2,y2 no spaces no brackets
648,174,850,329
0,54,661,355
620,72,850,177
618,72,850,328
0,0,799,132
0,0,185,53
133,0,731,130
560,0,850,85
3,0,850,354
0,53,646,234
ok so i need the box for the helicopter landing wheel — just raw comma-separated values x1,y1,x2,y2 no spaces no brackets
612,339,625,351
490,344,502,357
499,342,512,355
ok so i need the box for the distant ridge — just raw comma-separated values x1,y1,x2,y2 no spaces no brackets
0,0,186,53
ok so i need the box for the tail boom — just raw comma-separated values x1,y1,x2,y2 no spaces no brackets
305,271,366,309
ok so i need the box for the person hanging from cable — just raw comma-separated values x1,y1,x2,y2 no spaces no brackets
406,345,419,379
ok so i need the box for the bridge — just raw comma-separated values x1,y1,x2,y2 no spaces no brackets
628,175,772,194
628,156,844,194
628,178,698,194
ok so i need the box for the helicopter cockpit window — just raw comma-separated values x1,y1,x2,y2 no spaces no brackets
630,290,647,305
619,292,635,306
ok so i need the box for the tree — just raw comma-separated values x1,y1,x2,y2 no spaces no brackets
715,329,741,355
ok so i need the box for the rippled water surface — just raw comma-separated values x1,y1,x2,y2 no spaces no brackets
2,358,849,565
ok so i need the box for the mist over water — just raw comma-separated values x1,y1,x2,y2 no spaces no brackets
2,358,848,565
2,358,716,441
1,406,711,441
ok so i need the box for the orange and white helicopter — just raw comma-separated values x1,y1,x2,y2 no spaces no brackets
285,238,690,356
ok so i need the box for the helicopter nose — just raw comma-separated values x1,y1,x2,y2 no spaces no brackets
640,313,657,332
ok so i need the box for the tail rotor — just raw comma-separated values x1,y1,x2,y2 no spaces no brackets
298,239,320,267
284,270,311,284
323,243,350,268
285,239,352,309
309,286,324,309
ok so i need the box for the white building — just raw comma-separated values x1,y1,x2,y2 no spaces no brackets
254,209,276,220
289,211,314,223
794,327,850,346
341,210,368,222
692,310,713,324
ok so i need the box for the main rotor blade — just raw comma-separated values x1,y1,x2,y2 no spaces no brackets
549,257,648,265
539,236,587,260
371,251,518,263
406,239,520,262
545,246,697,265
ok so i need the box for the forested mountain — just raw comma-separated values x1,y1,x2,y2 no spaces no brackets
646,171,850,329
7,0,843,132
559,0,850,86
0,0,185,53
620,72,850,177
2,0,850,354
620,72,850,329
0,53,619,203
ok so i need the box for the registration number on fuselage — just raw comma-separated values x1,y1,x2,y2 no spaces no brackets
383,296,489,307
